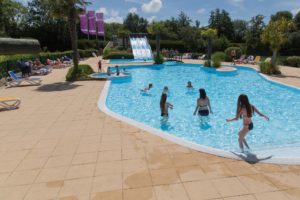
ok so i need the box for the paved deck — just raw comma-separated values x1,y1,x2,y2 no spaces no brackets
0,58,299,200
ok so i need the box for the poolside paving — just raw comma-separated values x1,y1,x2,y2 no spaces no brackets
0,57,299,200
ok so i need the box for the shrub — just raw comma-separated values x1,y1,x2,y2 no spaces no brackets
203,60,210,67
224,47,242,62
260,62,281,75
286,56,300,67
78,39,108,51
149,40,186,53
212,51,226,61
66,64,94,81
154,53,164,64
212,57,221,68
103,52,134,59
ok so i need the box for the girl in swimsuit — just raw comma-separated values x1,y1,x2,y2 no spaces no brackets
160,93,173,117
193,88,213,116
226,94,269,152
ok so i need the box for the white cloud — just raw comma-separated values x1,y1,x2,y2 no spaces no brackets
197,8,206,14
148,16,157,22
228,0,245,8
129,7,138,14
97,7,108,15
142,0,162,13
125,0,143,4
106,16,123,23
291,8,300,15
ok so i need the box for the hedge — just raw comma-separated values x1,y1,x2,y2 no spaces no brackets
0,38,41,55
224,47,242,62
286,56,300,67
103,52,134,59
66,64,94,81
0,49,97,79
148,40,186,53
78,39,108,52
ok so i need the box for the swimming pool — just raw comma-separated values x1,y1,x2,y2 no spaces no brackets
100,63,300,164
108,59,153,64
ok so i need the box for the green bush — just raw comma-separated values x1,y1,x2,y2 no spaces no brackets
203,60,210,67
149,40,186,53
212,57,221,68
66,64,94,81
224,47,242,62
286,56,300,67
103,51,134,59
154,53,164,64
78,39,108,52
259,62,281,75
212,51,226,61
0,49,97,79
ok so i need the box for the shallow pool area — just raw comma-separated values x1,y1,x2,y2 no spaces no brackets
108,59,153,64
100,63,300,163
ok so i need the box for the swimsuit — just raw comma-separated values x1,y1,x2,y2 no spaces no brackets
198,110,209,116
248,122,253,131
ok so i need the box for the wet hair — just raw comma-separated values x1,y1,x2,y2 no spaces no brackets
236,94,253,118
160,93,167,112
149,83,153,88
187,81,192,86
164,86,168,91
199,88,206,99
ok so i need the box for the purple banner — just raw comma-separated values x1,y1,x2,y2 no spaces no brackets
88,11,96,35
96,13,105,36
79,13,88,34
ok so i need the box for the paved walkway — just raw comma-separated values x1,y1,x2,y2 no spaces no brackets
0,58,299,200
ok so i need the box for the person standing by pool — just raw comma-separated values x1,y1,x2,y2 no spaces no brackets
116,65,120,76
231,49,236,65
193,88,213,116
226,94,269,152
160,93,173,117
98,59,102,72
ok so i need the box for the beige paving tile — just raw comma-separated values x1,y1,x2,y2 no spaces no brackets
171,154,198,168
150,168,180,185
255,191,290,200
0,185,30,200
146,154,174,170
223,194,256,200
122,159,148,173
95,161,122,176
154,183,189,200
254,163,283,173
58,195,90,200
0,159,21,173
72,152,98,165
65,164,95,179
123,170,152,189
5,169,40,186
283,188,300,200
91,190,122,200
45,155,73,168
24,183,61,200
91,174,123,193
201,163,233,179
98,150,122,162
122,147,146,160
225,161,258,176
238,174,278,194
58,177,93,198
184,180,222,200
26,148,54,159
176,165,208,182
0,172,10,186
123,187,156,200
213,177,249,197
36,166,68,183
16,157,48,171
264,172,300,189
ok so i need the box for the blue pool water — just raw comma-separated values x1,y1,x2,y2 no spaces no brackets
105,64,300,153
108,59,153,64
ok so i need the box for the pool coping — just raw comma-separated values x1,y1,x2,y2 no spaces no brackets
98,64,300,165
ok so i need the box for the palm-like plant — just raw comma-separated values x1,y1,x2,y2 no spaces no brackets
42,0,88,76
261,18,295,68
202,28,217,67
147,22,167,56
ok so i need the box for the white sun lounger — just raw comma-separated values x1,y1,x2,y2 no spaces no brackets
0,97,21,110
7,71,42,87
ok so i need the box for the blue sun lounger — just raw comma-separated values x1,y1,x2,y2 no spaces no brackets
7,71,42,87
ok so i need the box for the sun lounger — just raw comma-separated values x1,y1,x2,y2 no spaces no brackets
234,55,246,64
198,54,206,60
0,97,21,110
7,71,42,87
264,57,271,63
249,56,261,65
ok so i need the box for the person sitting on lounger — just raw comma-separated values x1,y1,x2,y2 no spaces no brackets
187,81,193,89
141,83,153,92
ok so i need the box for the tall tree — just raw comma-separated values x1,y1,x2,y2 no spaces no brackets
202,28,217,67
118,28,131,48
232,19,247,43
42,0,88,76
294,11,300,30
271,11,293,22
208,9,233,40
261,18,295,68
180,27,203,52
123,13,148,33
147,22,167,56
245,15,265,50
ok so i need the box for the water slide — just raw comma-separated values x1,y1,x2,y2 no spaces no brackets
129,36,153,60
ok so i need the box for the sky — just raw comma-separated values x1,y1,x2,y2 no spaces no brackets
17,0,300,25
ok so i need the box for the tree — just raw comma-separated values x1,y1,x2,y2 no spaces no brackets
123,13,148,33
233,20,247,43
271,11,293,22
195,20,200,28
180,27,203,52
245,15,265,50
147,22,167,56
208,9,233,40
202,28,217,67
42,0,88,76
294,11,300,30
261,18,295,68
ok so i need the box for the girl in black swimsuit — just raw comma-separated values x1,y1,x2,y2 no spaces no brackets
193,88,213,117
226,94,269,152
